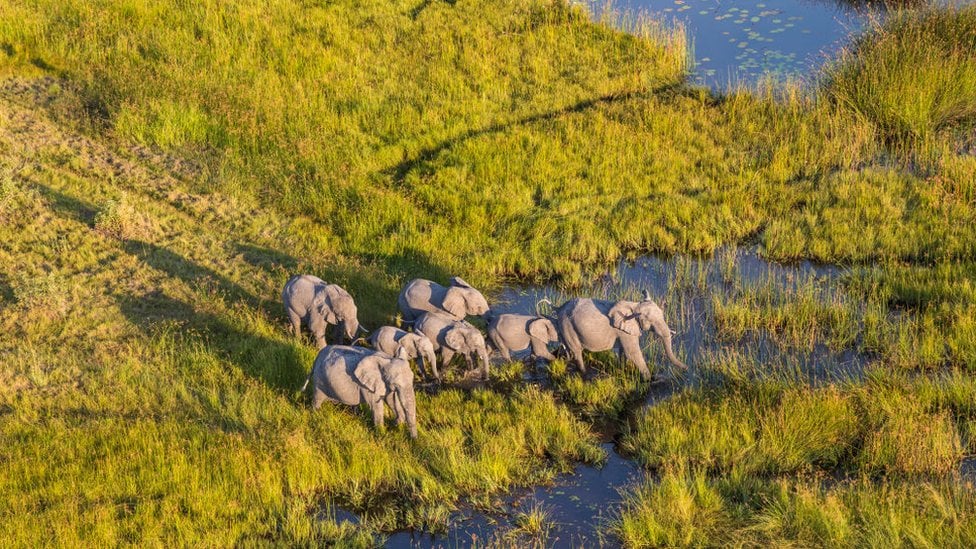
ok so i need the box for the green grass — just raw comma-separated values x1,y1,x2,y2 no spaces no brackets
612,471,976,548
825,4,976,155
0,0,975,546
622,368,972,478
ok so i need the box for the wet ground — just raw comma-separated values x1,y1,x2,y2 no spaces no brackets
381,247,862,547
347,247,973,546
385,443,641,548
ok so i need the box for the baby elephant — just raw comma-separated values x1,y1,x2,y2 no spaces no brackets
303,345,417,438
282,275,361,349
487,314,560,362
368,326,439,381
414,312,490,381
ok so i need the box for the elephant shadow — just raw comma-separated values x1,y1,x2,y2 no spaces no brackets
116,288,309,395
33,183,100,226
119,240,310,394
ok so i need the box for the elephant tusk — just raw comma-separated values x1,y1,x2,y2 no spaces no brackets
670,329,677,336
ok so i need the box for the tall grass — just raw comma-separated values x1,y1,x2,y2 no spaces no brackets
825,4,976,155
612,471,976,548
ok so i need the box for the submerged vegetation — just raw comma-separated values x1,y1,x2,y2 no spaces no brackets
0,0,975,546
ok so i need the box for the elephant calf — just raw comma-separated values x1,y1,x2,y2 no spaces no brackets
487,313,560,363
414,312,490,381
282,274,361,349
368,326,439,381
303,345,418,438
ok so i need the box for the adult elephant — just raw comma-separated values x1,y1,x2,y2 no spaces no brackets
555,291,686,380
282,275,361,349
414,312,491,381
398,276,490,323
302,345,417,438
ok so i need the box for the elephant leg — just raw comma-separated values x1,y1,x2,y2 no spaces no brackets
309,315,328,348
530,338,557,361
489,332,512,362
372,400,386,430
312,389,327,410
620,337,652,381
286,309,302,338
561,327,587,373
441,348,456,368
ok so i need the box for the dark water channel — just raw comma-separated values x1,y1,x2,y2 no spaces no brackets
382,247,863,547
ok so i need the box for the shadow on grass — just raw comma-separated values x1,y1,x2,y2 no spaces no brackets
385,84,683,184
116,286,308,394
33,182,99,225
233,241,301,273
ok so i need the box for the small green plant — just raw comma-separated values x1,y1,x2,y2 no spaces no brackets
94,194,143,239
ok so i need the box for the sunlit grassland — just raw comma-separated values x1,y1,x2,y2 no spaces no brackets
612,471,976,547
825,4,976,156
0,92,603,545
2,0,975,285
1,0,976,545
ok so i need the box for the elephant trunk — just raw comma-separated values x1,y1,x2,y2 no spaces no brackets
660,331,687,370
478,349,490,381
423,348,439,380
400,387,418,439
344,318,360,341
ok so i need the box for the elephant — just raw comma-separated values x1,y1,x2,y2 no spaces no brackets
368,326,439,381
487,313,560,363
302,345,417,438
282,274,361,349
398,276,490,323
414,312,491,380
554,291,686,380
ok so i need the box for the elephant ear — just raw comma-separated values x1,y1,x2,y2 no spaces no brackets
441,286,467,319
402,334,424,358
444,326,466,351
609,302,640,336
354,358,386,396
315,289,340,325
333,294,357,321
450,276,472,288
528,318,554,341
394,346,410,361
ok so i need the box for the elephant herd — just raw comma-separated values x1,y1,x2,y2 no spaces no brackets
283,274,687,439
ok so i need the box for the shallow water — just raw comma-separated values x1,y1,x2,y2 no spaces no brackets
494,246,864,385
608,0,877,88
353,248,969,545
385,442,640,548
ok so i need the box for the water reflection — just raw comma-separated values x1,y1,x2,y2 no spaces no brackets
603,0,883,88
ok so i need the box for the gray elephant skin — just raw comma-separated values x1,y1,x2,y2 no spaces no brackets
487,313,560,362
555,292,686,380
369,326,439,381
304,345,417,438
282,274,361,349
414,312,490,380
398,276,490,322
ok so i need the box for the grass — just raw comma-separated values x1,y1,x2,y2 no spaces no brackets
825,4,976,155
612,471,976,548
0,0,974,546
622,368,972,478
